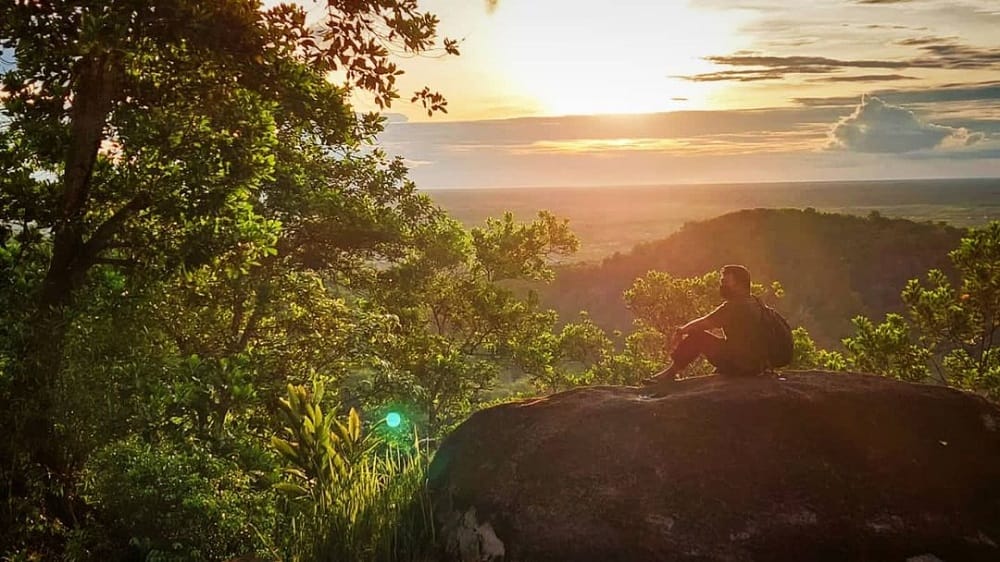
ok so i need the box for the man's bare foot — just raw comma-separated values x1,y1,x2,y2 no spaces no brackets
641,372,679,387
644,378,681,397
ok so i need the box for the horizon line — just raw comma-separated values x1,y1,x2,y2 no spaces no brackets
419,176,1000,192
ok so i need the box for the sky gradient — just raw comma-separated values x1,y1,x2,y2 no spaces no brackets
364,0,1000,188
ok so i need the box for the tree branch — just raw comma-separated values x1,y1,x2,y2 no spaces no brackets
234,284,270,353
81,193,152,264
928,352,948,386
91,257,137,267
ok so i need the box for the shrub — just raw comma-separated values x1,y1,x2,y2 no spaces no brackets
81,438,276,561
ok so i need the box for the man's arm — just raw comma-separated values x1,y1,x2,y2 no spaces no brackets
676,303,726,337
642,303,728,385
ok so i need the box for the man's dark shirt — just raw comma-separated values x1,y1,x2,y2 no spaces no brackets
704,295,766,370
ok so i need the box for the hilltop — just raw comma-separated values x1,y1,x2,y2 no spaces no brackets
535,208,964,347
429,371,1000,561
428,179,1000,263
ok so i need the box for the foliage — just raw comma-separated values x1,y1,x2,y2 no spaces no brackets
80,438,277,562
842,314,932,382
367,210,579,433
623,271,725,336
272,382,434,562
789,327,847,371
834,222,1000,396
587,325,672,386
0,0,478,557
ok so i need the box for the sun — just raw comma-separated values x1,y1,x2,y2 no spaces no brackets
487,0,747,116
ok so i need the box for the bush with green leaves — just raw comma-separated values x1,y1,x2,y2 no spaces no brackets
842,314,931,382
80,437,277,561
789,327,847,371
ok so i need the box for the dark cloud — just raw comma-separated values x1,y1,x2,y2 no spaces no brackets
679,66,838,82
706,54,909,69
896,36,959,47
855,0,914,4
808,74,918,82
680,55,907,82
793,81,1000,107
679,37,1000,82
906,37,1000,70
827,96,983,153
865,24,927,30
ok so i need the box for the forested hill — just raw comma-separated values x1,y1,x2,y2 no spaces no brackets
537,208,965,347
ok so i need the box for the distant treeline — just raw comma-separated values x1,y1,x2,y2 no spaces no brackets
535,208,964,348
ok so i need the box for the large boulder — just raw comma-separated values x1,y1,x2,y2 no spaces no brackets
427,371,1000,561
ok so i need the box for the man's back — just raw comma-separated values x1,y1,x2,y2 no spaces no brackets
710,295,765,372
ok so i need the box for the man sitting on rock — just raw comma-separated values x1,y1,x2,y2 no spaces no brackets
642,264,766,389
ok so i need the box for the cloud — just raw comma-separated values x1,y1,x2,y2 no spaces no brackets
864,24,928,30
706,54,908,70
680,54,908,82
793,80,1000,107
379,107,843,151
382,113,409,124
679,67,838,82
678,36,1000,82
374,101,1000,188
827,96,984,153
807,74,918,83
0,48,15,76
901,36,1000,69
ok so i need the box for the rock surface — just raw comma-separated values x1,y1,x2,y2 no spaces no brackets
427,371,1000,561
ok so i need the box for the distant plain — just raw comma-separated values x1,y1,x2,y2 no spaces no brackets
428,178,1000,263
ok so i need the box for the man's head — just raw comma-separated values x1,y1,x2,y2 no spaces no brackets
720,264,751,299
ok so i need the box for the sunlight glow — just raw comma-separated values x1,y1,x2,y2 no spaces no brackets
524,138,687,153
487,0,749,115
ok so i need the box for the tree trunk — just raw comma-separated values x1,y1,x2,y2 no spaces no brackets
7,51,121,532
38,51,121,312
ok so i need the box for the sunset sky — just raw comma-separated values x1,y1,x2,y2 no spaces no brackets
356,0,1000,188
6,1,998,188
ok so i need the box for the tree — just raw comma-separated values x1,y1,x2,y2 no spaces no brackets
839,222,1000,394
367,211,579,434
1,0,462,554
897,222,999,394
1,0,456,393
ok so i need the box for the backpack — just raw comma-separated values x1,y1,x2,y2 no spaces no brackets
754,297,793,369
